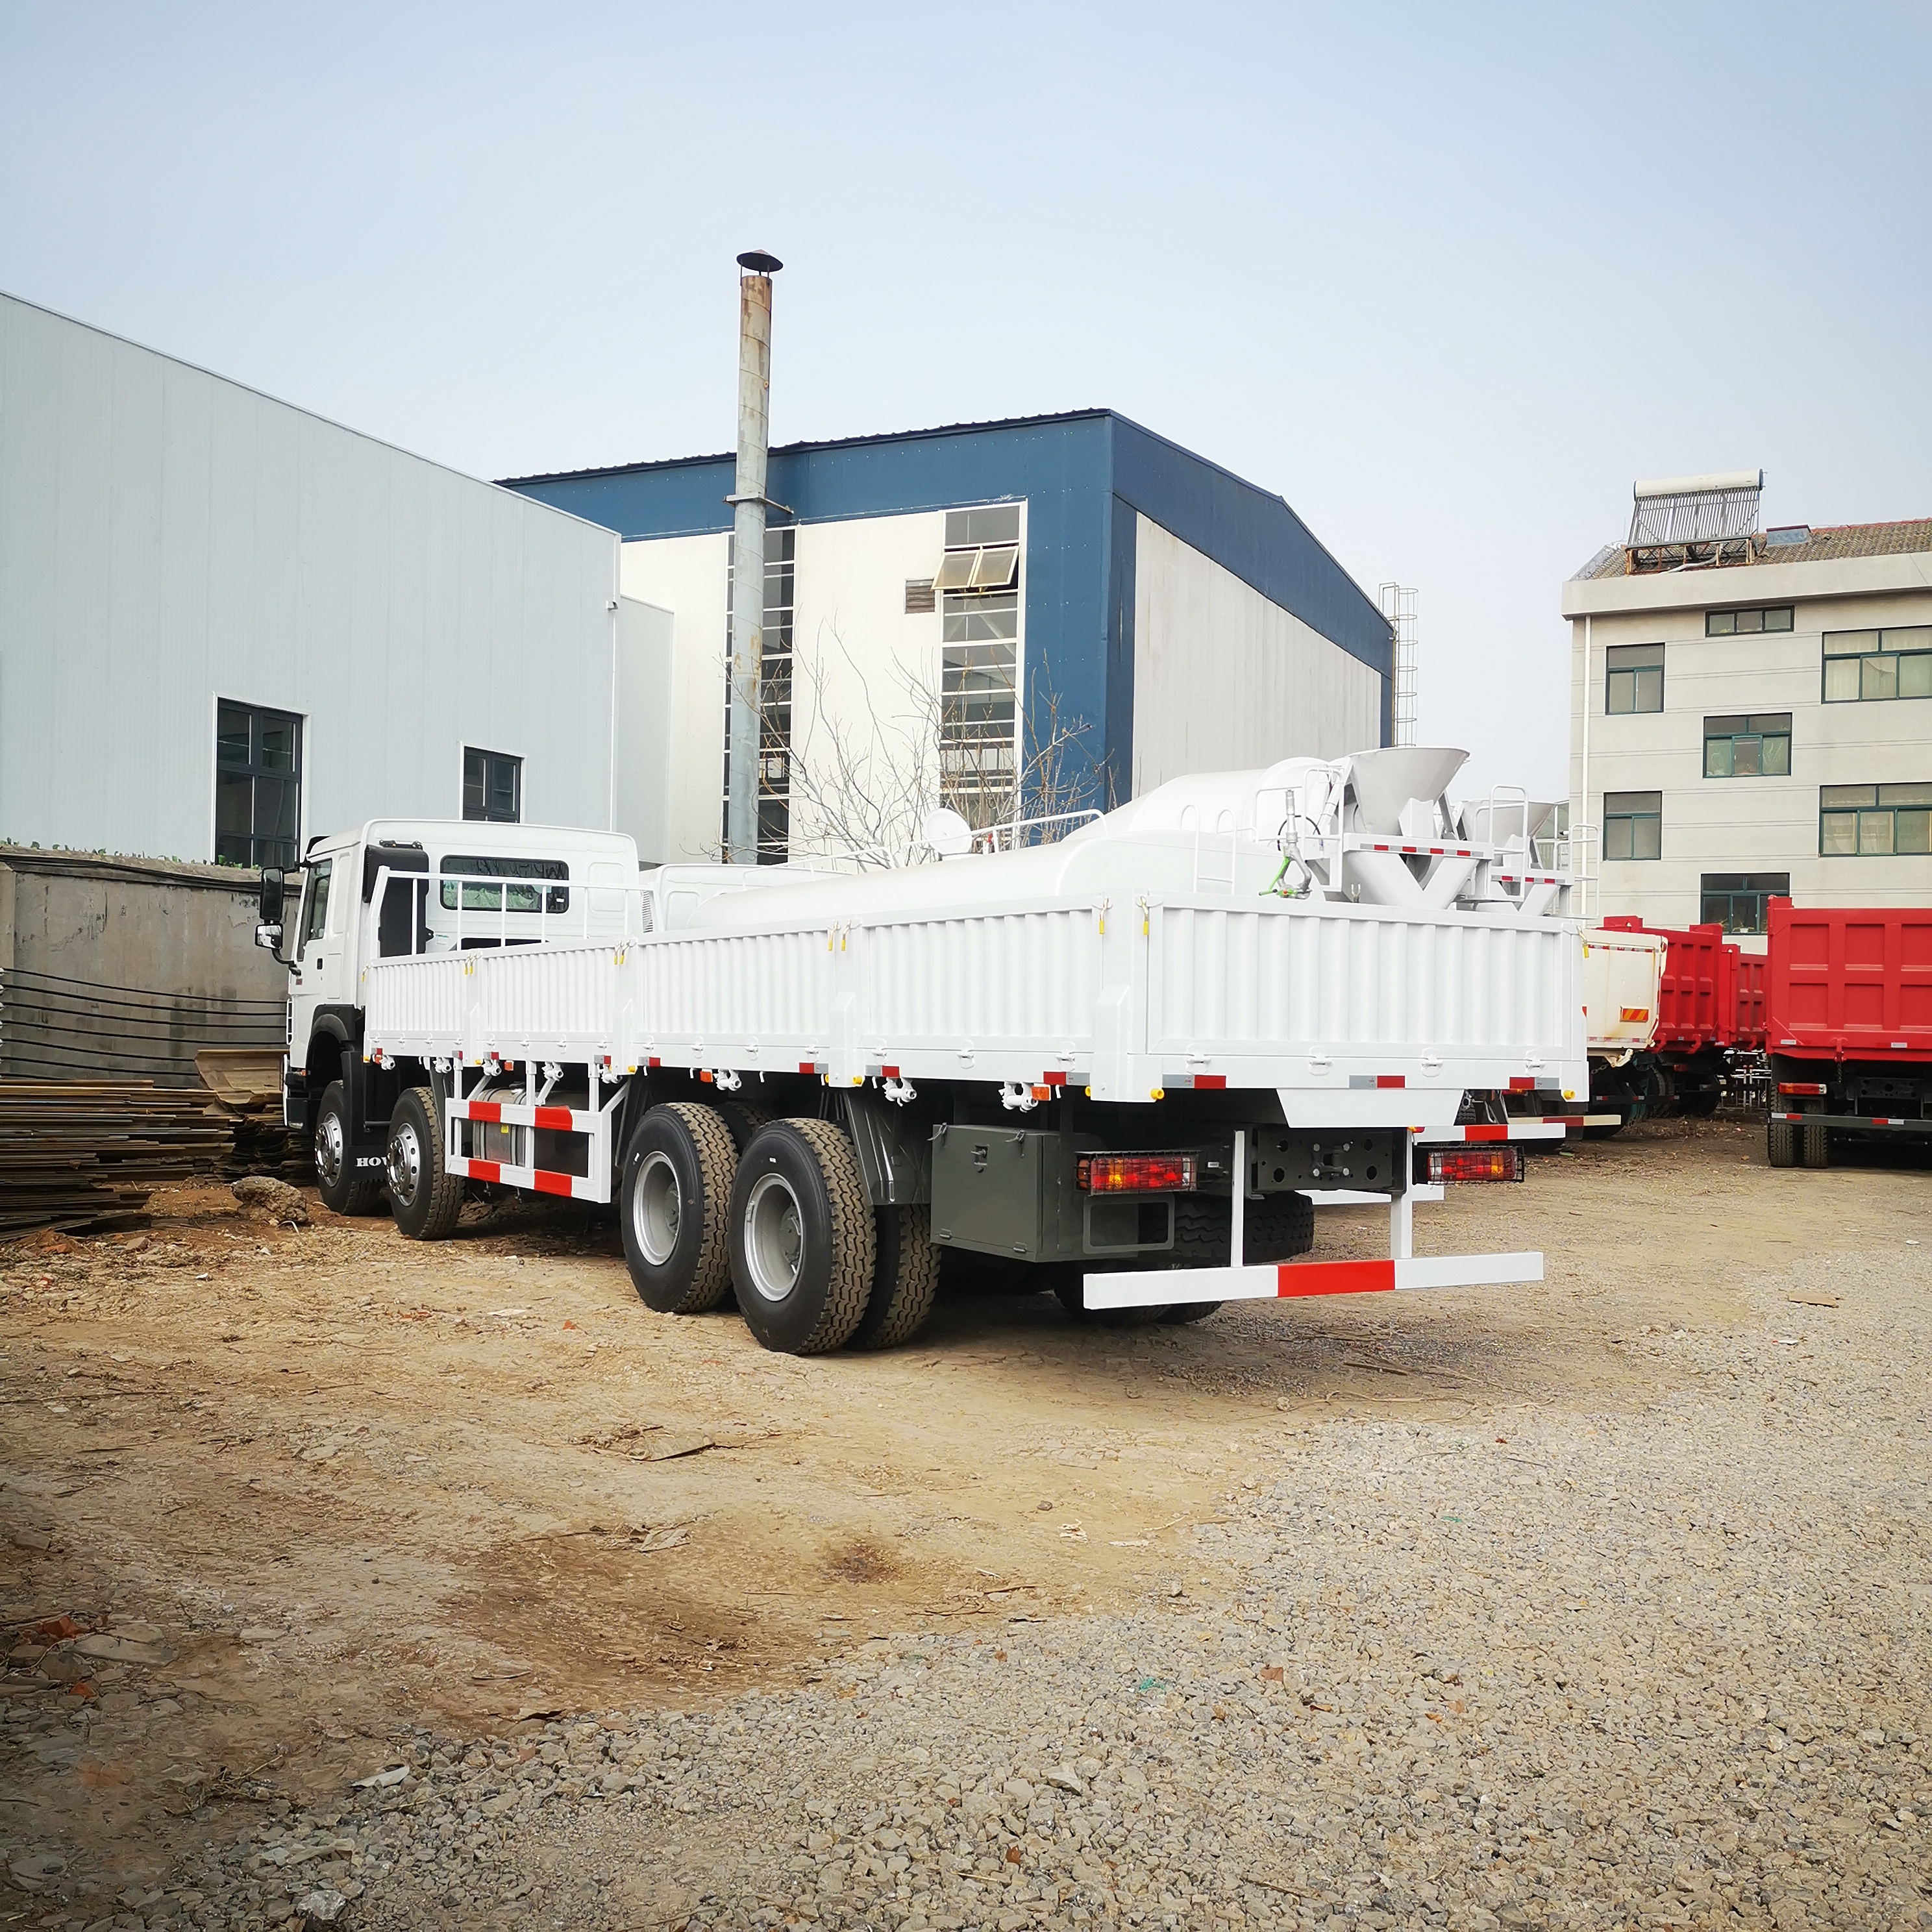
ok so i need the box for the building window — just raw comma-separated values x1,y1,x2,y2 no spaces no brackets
1703,713,1791,778
941,585,1020,828
215,700,302,870
1819,784,1932,857
1605,644,1664,714
720,526,795,863
904,578,936,614
463,748,522,823
1821,626,1932,703
1602,790,1662,861
1705,606,1794,636
932,504,1022,593
1699,872,1789,935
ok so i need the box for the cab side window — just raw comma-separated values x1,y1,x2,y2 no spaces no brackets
301,859,333,946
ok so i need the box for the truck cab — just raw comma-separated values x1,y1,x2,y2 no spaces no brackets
256,819,643,1212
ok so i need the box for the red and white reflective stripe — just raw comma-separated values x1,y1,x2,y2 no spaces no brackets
1416,1121,1565,1144
1166,1072,1228,1089
1084,1251,1543,1310
448,1100,598,1132
445,1154,602,1200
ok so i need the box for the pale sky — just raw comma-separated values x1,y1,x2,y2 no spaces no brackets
5,2,1928,800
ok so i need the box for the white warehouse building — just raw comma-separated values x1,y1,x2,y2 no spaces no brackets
1565,471,1932,937
0,291,650,869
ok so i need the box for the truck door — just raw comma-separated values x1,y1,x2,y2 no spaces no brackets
289,856,336,1059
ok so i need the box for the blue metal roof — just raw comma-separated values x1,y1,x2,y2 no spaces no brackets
501,410,1391,671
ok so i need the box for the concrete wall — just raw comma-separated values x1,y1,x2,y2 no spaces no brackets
1567,559,1932,926
0,291,623,860
1130,514,1384,795
0,847,286,1084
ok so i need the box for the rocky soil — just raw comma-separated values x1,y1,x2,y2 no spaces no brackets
2,1124,1928,1931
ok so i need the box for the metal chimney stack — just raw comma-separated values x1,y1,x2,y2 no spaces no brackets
726,249,782,865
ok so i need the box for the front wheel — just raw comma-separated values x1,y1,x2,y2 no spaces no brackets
314,1080,382,1216
729,1119,876,1354
388,1087,465,1240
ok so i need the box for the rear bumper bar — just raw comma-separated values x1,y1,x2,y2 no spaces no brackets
1084,1252,1544,1309
1772,1111,1932,1134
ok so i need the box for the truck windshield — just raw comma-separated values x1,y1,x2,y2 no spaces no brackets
438,855,569,914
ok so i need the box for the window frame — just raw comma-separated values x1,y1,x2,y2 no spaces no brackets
214,697,304,871
1705,606,1794,637
1698,871,1790,935
1602,789,1663,862
1604,643,1665,715
1818,783,1932,858
462,746,524,824
1820,626,1932,704
1702,713,1792,779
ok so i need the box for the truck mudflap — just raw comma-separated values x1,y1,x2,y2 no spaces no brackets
443,1094,618,1204
1080,1128,1544,1309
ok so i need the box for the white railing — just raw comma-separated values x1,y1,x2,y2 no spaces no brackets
971,808,1103,855
369,867,650,958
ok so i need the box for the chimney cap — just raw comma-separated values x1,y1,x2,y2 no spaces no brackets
737,250,784,275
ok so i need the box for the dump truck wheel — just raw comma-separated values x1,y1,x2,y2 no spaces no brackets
314,1080,382,1215
729,1119,876,1354
1801,1114,1831,1169
849,1203,940,1350
620,1102,737,1313
387,1087,464,1241
717,1099,771,1157
1766,1118,1798,1168
1172,1191,1314,1264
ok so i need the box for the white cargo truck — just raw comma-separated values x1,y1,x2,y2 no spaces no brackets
257,747,1588,1355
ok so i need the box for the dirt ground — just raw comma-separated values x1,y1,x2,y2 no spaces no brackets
0,1117,1920,1908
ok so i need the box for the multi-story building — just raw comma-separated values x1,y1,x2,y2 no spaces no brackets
504,412,1393,865
1563,471,1932,940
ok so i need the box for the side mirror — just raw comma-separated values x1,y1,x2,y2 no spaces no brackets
254,921,285,954
259,868,286,925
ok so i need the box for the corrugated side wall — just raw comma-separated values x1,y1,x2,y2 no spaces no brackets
1130,515,1383,793
0,291,621,861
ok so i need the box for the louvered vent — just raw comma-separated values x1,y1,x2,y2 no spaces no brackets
904,578,936,614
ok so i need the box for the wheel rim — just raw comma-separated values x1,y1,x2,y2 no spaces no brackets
633,1150,682,1266
743,1170,805,1302
316,1109,345,1189
388,1120,422,1205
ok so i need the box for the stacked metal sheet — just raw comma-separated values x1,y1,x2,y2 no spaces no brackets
0,1081,234,1235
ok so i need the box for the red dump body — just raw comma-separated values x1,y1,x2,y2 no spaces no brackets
1767,900,1932,1063
1731,950,1766,1052
1600,917,1735,1050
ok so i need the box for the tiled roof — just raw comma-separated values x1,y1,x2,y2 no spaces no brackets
1578,518,1932,580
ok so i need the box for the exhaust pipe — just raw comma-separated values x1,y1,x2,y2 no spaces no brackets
726,249,782,865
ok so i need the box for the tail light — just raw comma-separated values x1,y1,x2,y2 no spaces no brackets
1776,1081,1826,1096
1076,1152,1198,1194
1428,1146,1524,1184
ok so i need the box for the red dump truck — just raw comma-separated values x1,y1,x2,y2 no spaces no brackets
1596,917,1750,1119
1765,899,1932,1168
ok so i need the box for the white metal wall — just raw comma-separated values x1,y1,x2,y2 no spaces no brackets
1131,513,1383,793
0,291,622,861
621,510,959,863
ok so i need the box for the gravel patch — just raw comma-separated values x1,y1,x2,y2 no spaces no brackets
43,1243,1914,1932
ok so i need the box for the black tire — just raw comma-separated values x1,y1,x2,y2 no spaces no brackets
619,1102,737,1313
1159,1302,1222,1325
314,1080,383,1215
387,1086,464,1241
850,1204,940,1350
1766,1118,1798,1168
716,1098,771,1157
729,1119,876,1355
1172,1191,1314,1265
1801,1115,1831,1169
